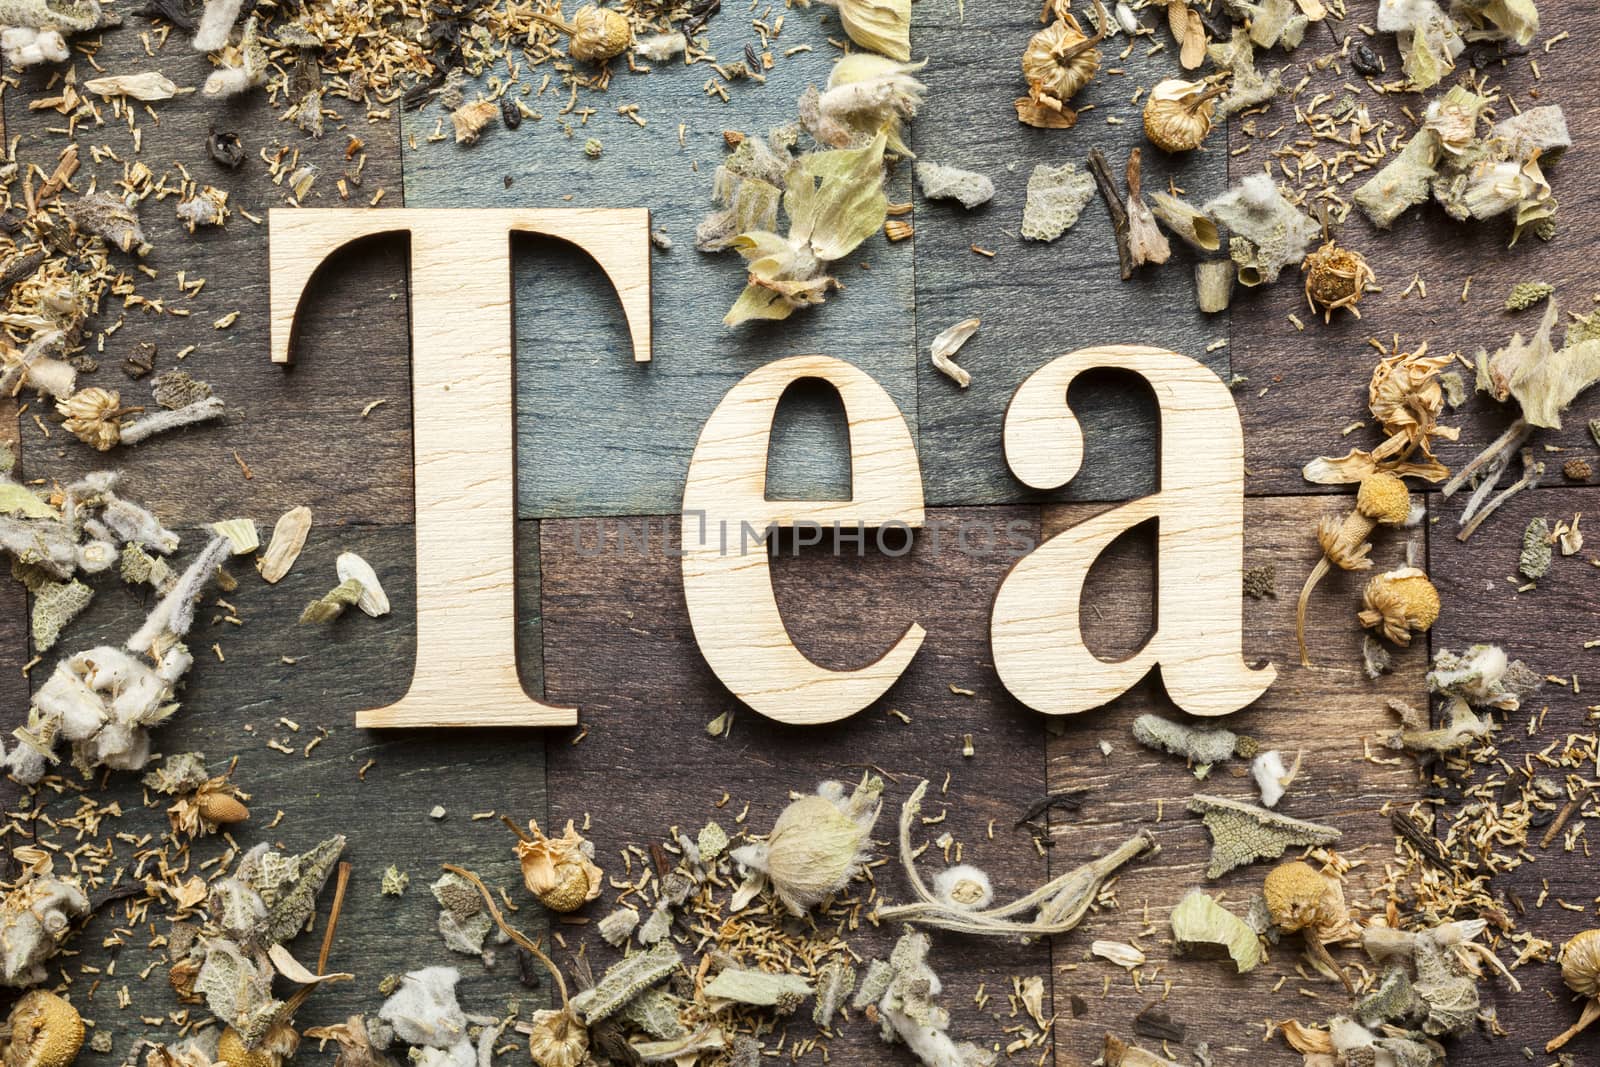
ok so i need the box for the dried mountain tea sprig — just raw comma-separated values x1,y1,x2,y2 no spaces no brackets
1294,472,1411,666
438,865,587,1067
1131,713,1239,776
874,779,1156,938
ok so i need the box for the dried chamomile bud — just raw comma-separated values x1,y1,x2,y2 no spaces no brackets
530,5,632,63
1169,890,1262,973
508,817,604,913
931,864,993,911
1302,239,1375,323
1506,281,1555,312
1142,79,1224,153
816,0,911,62
526,1007,588,1067
729,775,882,916
3,990,85,1067
1295,471,1411,666
1358,566,1440,647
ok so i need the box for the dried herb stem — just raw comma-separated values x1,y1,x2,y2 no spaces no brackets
875,780,1156,937
1457,449,1543,541
1440,418,1528,498
1547,998,1600,1052
442,864,570,1008
1049,0,1107,63
1087,148,1133,281
317,861,352,976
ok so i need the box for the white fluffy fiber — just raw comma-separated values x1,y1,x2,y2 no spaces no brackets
1,27,68,67
191,0,244,51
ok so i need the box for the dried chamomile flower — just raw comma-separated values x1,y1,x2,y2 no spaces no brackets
0,874,90,987
931,865,993,911
1169,890,1262,972
1202,173,1319,286
1020,161,1095,242
1358,566,1440,647
1301,239,1375,322
507,817,603,912
914,162,994,209
1294,472,1411,665
1187,794,1340,879
2,991,84,1067
813,0,911,62
57,386,128,450
799,54,925,157
1477,299,1600,429
530,5,632,63
1019,0,1107,127
1142,79,1225,153
731,775,881,916
868,930,997,1067
1305,345,1458,485
723,132,889,327
1549,930,1600,1051
1264,860,1359,990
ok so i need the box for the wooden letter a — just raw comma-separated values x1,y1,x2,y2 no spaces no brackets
268,209,652,728
992,345,1275,717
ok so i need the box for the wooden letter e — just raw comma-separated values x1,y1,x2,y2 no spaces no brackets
681,356,924,725
268,208,652,728
992,345,1275,717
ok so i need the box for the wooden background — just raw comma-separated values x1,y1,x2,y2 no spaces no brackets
2,1,1599,1065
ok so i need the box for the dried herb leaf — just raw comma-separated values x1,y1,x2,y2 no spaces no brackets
1187,794,1341,878
1169,889,1263,972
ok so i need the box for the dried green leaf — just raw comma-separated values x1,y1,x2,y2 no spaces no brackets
1169,890,1264,972
1187,794,1341,879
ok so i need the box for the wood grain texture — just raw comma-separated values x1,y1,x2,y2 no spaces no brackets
994,346,1275,717
269,208,652,726
541,507,1057,1063
1428,484,1600,1065
911,0,1231,507
0,523,549,1058
681,354,925,724
3,30,414,525
1041,494,1428,1067
400,13,918,518
1229,3,1600,498
0,573,31,881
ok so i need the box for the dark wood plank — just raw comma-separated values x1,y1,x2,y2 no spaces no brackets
539,507,1056,1062
401,13,918,517
0,566,32,881
912,2,1231,507
1041,494,1427,1066
1230,5,1600,497
3,521,549,1056
1428,483,1600,1064
4,25,414,525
